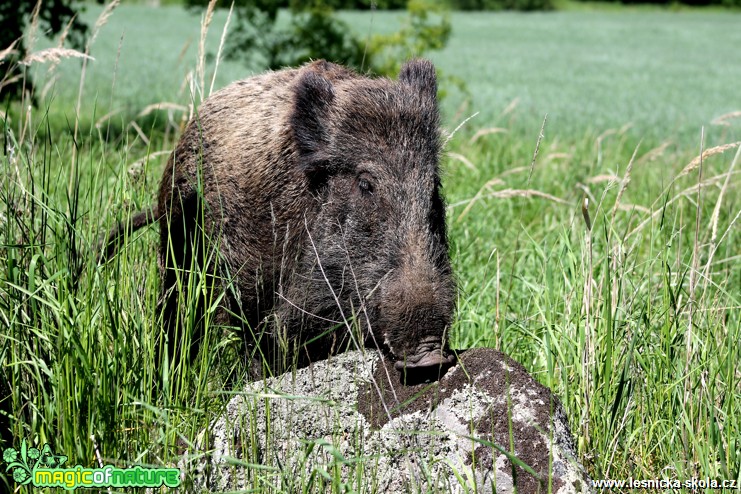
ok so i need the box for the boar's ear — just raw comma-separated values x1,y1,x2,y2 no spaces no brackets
291,70,335,173
399,59,437,101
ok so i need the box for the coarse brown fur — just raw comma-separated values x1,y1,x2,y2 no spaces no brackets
102,60,457,378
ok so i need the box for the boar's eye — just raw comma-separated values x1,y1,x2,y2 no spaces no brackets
357,174,374,195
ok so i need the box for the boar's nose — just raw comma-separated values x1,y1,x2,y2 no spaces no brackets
393,336,456,384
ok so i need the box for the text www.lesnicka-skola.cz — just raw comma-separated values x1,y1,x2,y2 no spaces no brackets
592,478,739,490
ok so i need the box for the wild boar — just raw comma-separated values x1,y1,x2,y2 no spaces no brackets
102,59,456,379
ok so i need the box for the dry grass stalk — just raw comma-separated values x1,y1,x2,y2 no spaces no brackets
21,48,93,66
25,0,43,55
618,123,633,135
90,434,113,494
446,152,477,172
595,129,619,170
209,1,235,97
711,110,741,126
0,75,22,94
639,141,736,220
450,98,470,124
636,140,671,164
677,142,740,180
340,246,400,414
197,0,218,102
596,128,617,144
19,102,32,150
177,38,193,65
56,15,77,49
73,0,120,180
625,139,741,240
184,70,196,122
581,195,593,446
0,41,18,63
499,165,530,178
137,102,188,118
468,127,508,144
703,208,741,269
675,172,739,195
611,143,639,220
701,145,740,288
495,250,500,350
304,221,398,419
89,0,121,48
614,202,650,214
449,162,539,211
545,152,571,161
40,16,81,100
12,1,42,144
710,254,741,268
626,170,739,240
500,97,519,117
603,390,634,479
127,150,172,177
586,174,620,184
453,177,505,221
94,109,122,129
442,111,479,148
453,187,570,221
487,188,569,203
180,69,194,98
128,150,172,169
108,34,125,120
609,231,621,316
683,129,704,435
709,145,740,246
129,121,150,146
527,115,547,186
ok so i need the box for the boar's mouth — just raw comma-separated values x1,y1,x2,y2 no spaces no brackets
392,336,456,384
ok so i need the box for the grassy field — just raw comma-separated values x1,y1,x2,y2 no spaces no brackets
2,3,740,491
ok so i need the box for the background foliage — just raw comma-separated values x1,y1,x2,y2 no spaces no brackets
181,0,450,76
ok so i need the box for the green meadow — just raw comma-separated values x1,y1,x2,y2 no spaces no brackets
2,3,740,490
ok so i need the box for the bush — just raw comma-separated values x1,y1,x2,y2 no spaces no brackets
192,0,452,79
448,0,554,10
184,0,408,10
269,7,368,69
224,3,367,71
368,0,452,75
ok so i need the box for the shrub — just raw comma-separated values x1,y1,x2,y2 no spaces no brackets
191,0,452,79
368,0,452,75
447,0,554,10
223,2,367,71
184,0,408,9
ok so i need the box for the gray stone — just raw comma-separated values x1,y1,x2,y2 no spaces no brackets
179,348,592,493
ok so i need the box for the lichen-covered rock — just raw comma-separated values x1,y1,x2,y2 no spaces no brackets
180,348,592,493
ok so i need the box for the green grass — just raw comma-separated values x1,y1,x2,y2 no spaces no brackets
2,3,740,491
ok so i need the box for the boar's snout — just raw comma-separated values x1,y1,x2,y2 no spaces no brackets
392,335,456,371
377,255,456,378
